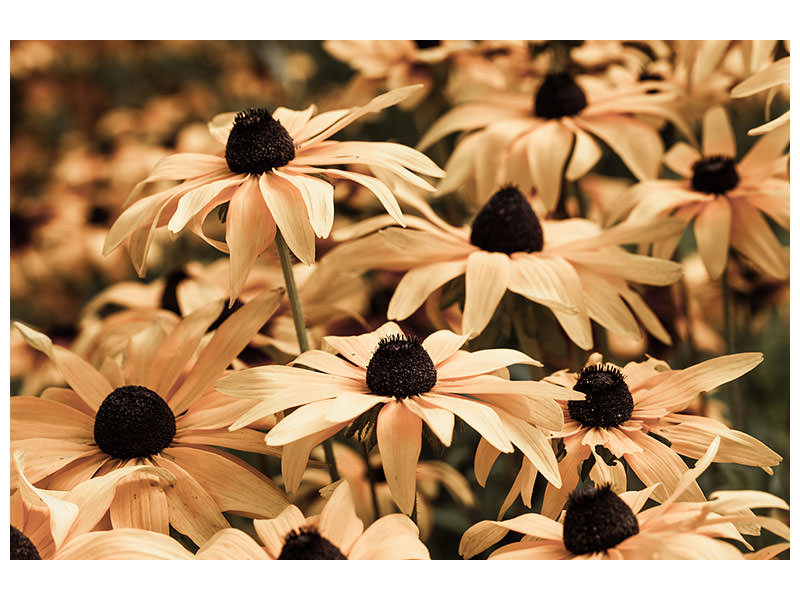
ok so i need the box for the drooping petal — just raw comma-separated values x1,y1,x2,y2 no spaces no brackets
317,481,364,555
693,197,731,279
196,528,268,560
526,120,574,210
423,393,513,453
259,172,316,265
55,529,195,560
388,260,467,321
274,170,334,238
109,471,170,535
463,251,510,338
376,401,422,515
576,115,663,180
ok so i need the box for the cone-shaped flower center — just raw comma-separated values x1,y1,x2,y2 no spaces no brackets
691,155,740,195
568,364,634,428
414,40,441,49
94,385,176,460
365,335,437,399
10,525,41,560
224,108,296,175
470,186,544,254
278,527,347,560
562,485,639,555
534,73,588,119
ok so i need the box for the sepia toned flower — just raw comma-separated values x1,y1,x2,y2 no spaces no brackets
11,290,289,546
621,105,789,280
103,85,444,301
461,439,789,559
327,185,684,349
217,321,578,514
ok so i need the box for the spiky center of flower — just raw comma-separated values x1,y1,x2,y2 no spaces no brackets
224,108,295,175
10,525,41,560
414,40,441,50
568,364,634,428
534,73,588,119
691,155,740,195
562,485,639,555
278,527,347,560
365,335,437,399
94,385,176,460
470,186,544,254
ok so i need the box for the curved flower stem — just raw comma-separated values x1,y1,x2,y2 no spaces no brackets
274,230,339,481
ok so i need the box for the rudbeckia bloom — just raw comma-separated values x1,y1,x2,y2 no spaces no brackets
217,321,579,514
196,481,429,559
417,71,690,209
11,290,289,546
621,105,789,280
460,439,790,560
520,352,781,518
11,451,191,560
326,185,684,349
103,85,444,300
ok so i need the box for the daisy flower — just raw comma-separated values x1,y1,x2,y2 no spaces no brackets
524,351,782,518
103,85,444,300
326,185,684,349
460,438,790,560
195,481,429,560
621,105,789,280
11,451,191,560
217,321,579,514
417,70,691,210
11,290,290,546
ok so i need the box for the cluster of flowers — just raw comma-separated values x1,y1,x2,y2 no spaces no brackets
11,40,790,560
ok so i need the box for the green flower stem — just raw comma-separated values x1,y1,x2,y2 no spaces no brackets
275,230,339,482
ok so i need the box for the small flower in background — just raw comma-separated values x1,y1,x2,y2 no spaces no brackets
195,481,429,559
327,185,684,349
324,40,468,109
460,439,790,559
418,66,691,209
11,290,289,546
218,321,577,514
11,451,192,560
620,105,789,280
530,352,781,517
104,85,444,302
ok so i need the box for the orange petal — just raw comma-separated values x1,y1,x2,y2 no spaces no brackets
376,401,422,514
701,106,737,157
463,251,510,338
694,197,731,279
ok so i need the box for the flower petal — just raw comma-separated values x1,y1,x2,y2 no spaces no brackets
259,172,316,265
376,401,422,515
526,121,574,210
702,106,737,157
196,528,268,560
388,260,466,321
694,197,731,279
463,251,510,338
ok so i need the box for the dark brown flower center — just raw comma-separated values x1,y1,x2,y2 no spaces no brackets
562,485,639,555
534,73,587,119
414,40,441,50
691,155,740,195
568,364,634,428
470,186,544,254
224,108,295,175
10,525,41,560
94,385,176,459
278,527,347,560
365,335,437,399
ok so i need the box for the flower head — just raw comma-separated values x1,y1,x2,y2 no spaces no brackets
621,105,789,279
103,86,444,301
218,321,579,514
461,439,790,559
326,185,685,349
11,290,290,546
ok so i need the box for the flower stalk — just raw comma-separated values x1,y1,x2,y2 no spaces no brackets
275,230,340,481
